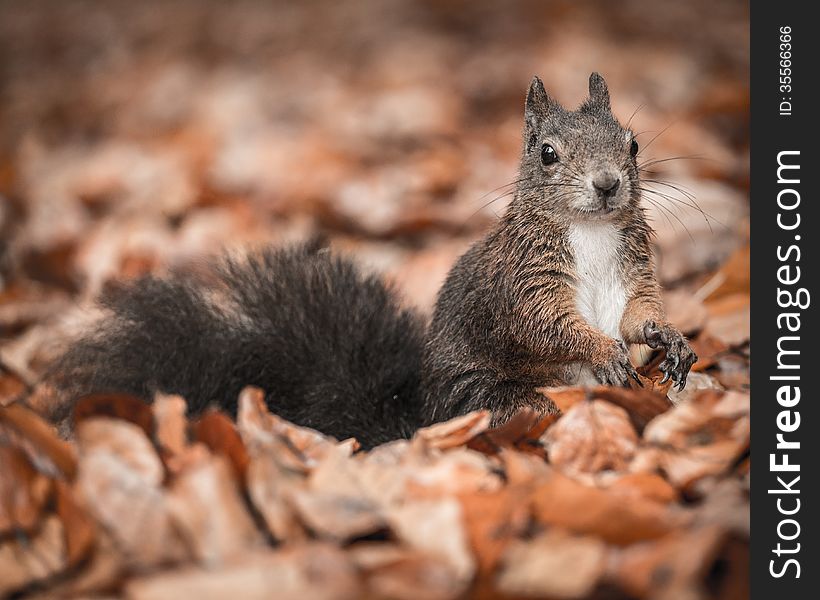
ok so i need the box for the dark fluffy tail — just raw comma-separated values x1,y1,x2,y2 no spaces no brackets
47,241,425,448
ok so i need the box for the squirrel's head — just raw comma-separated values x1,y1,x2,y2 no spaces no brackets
515,73,640,222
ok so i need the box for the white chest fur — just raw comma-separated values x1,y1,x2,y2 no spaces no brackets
568,221,627,340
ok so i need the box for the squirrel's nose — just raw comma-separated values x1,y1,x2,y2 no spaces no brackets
592,173,621,197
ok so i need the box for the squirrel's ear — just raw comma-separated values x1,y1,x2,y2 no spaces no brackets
587,72,611,110
525,76,556,128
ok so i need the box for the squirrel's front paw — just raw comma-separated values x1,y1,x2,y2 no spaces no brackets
592,339,640,387
643,321,698,390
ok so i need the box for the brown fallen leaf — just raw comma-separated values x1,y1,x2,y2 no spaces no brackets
0,371,26,407
191,410,250,484
73,393,155,439
413,410,491,450
459,486,532,575
350,542,468,600
529,469,685,545
590,386,674,431
667,371,724,405
124,544,361,600
0,516,67,597
386,498,476,582
630,366,675,397
688,333,729,372
237,386,348,469
703,293,750,348
289,489,385,541
536,386,587,413
714,353,750,391
607,472,678,504
76,417,164,483
607,526,746,600
168,453,263,566
0,403,76,479
0,446,52,534
244,444,307,542
701,245,750,302
403,447,502,499
54,480,96,567
544,400,638,476
642,390,750,490
496,529,607,600
692,478,750,538
41,527,125,598
75,418,186,568
152,393,188,457
467,407,557,457
500,446,554,486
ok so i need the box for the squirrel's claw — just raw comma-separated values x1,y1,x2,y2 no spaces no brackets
594,340,640,388
649,321,697,391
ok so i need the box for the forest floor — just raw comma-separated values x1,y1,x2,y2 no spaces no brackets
1,1,749,598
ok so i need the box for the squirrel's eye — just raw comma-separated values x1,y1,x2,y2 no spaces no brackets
541,144,558,165
630,138,639,157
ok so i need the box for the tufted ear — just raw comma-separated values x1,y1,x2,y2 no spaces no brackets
586,72,611,111
525,76,558,130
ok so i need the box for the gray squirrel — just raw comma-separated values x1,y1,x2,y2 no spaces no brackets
43,73,696,448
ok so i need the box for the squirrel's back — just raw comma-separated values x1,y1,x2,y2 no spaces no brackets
47,241,425,448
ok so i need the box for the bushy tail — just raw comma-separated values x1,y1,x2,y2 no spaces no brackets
47,241,425,447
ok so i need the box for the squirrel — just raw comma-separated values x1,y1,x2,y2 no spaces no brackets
42,73,696,448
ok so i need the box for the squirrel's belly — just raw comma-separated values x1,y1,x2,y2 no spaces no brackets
567,222,628,386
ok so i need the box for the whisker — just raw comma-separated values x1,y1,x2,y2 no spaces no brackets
641,180,728,233
473,177,531,204
638,154,708,171
625,104,646,130
641,193,695,242
643,196,676,232
636,121,677,157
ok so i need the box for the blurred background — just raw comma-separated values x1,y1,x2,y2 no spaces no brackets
0,0,748,385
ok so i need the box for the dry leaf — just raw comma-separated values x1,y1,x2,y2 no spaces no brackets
237,386,346,469
0,446,52,534
289,490,385,541
590,386,674,431
75,418,185,567
0,516,67,597
245,446,306,542
152,393,188,457
537,386,587,413
544,400,638,475
607,472,678,504
413,410,491,450
54,480,96,566
351,543,467,600
125,545,360,600
497,529,606,599
643,391,749,489
168,454,263,566
703,293,750,347
688,333,729,372
467,407,557,457
607,526,746,600
191,410,250,483
0,403,76,479
666,371,724,405
459,486,531,574
74,393,155,439
386,499,476,582
529,470,684,545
